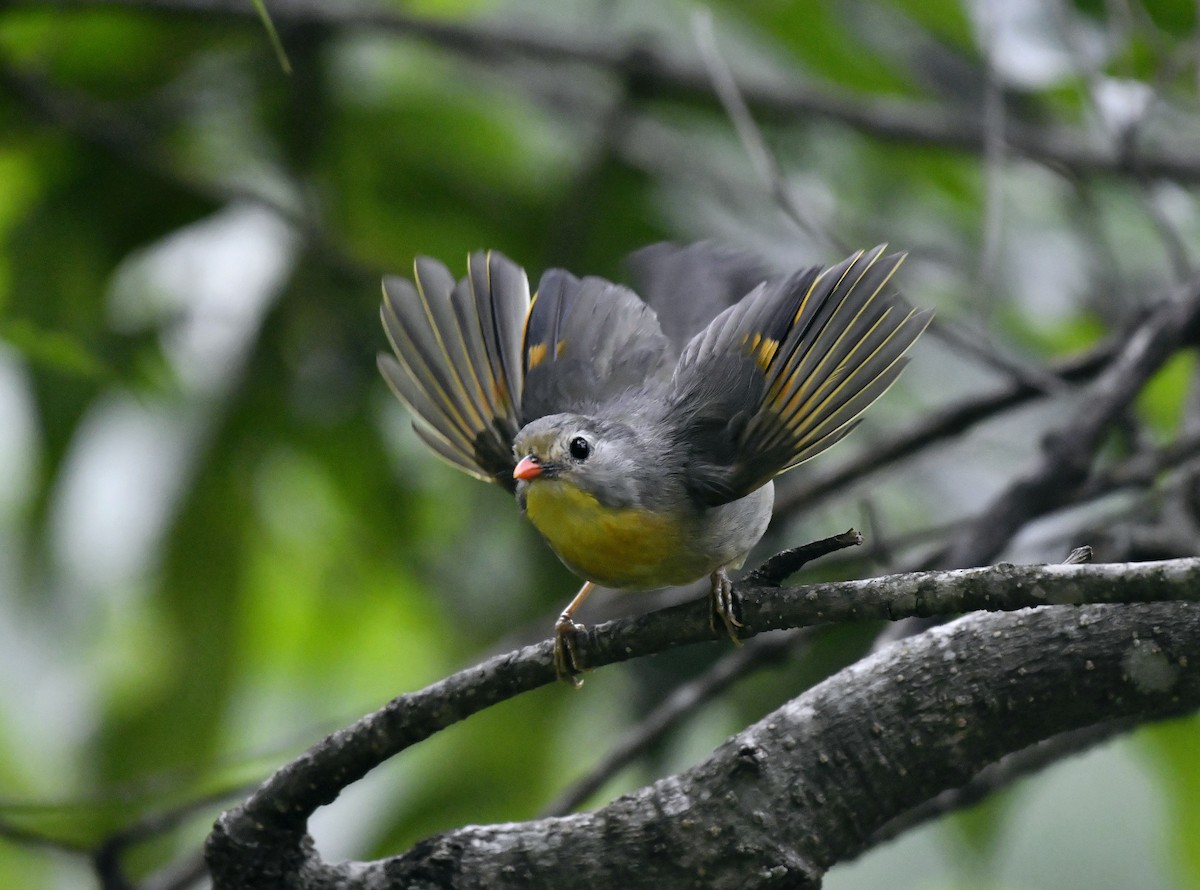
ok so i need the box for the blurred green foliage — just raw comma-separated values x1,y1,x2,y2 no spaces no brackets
0,1,1199,888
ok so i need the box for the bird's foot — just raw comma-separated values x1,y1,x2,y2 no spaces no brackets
708,567,743,645
553,613,587,687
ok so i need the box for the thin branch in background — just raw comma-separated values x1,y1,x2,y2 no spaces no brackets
855,499,893,567
864,718,1136,852
975,4,1008,319
0,61,371,283
541,89,634,267
944,275,1200,568
33,0,1200,184
926,316,1072,395
1068,177,1130,308
774,333,1119,517
1049,0,1195,281
540,630,805,818
250,0,293,75
1074,428,1200,500
0,816,92,855
841,428,1200,577
0,778,255,890
692,9,838,252
1136,184,1196,281
95,783,258,869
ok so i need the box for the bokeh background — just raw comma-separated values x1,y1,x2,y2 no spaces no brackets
2,0,1200,887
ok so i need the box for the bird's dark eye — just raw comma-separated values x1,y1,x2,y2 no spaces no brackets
569,437,591,461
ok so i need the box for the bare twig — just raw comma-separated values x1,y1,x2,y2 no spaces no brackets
975,6,1007,313
692,10,836,250
1062,544,1093,564
926,317,1072,395
1048,0,1195,281
747,529,864,586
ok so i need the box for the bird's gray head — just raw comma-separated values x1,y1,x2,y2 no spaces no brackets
512,413,648,508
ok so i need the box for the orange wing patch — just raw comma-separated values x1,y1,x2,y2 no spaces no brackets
526,342,549,369
742,333,780,372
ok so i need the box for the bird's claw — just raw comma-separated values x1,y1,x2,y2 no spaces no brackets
553,614,587,687
709,568,743,645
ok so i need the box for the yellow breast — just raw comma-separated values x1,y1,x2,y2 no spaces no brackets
523,479,703,589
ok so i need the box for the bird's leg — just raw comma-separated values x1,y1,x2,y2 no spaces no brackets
709,566,743,645
554,581,595,687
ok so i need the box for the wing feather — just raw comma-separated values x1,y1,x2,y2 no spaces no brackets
380,278,479,448
668,246,932,505
520,269,672,422
378,252,530,490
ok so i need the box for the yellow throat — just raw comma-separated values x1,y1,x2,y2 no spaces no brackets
522,478,697,590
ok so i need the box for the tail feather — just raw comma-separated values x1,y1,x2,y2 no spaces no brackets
626,241,771,355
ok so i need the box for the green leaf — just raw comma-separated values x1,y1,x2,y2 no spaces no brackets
1137,351,1195,440
944,786,1017,872
0,318,109,379
1139,715,1200,887
713,0,918,93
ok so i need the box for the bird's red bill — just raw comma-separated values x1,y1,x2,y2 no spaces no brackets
513,455,542,480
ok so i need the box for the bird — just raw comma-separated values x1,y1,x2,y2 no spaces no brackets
378,243,932,685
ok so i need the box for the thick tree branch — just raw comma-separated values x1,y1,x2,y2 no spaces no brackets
207,558,1200,887
210,599,1200,888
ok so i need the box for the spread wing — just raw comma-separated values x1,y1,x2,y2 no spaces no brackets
379,252,672,491
378,251,528,489
520,269,671,421
667,246,933,506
